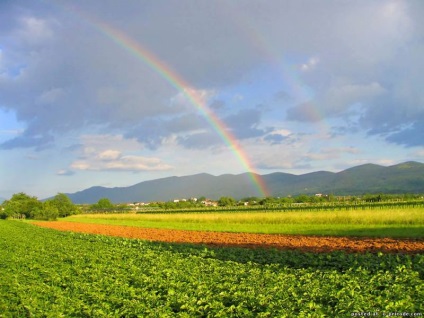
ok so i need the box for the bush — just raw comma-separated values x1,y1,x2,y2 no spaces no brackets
48,193,78,217
218,196,236,206
0,210,8,219
31,202,59,221
2,193,42,219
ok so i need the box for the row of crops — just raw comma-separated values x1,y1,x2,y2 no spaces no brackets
133,200,424,214
1,220,423,316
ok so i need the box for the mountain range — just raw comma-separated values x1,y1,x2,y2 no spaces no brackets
63,161,424,204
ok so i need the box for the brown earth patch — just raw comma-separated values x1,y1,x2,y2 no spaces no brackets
32,221,424,254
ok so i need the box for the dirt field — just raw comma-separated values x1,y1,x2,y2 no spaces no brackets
33,221,424,254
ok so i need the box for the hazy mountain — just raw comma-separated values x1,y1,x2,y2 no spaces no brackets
64,161,424,204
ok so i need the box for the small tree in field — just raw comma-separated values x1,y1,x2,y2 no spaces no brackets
31,201,59,220
90,198,115,212
47,193,78,217
218,196,236,207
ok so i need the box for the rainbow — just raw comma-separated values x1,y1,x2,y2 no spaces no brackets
219,3,322,124
61,6,270,197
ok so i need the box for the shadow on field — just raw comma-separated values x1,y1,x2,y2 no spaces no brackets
313,226,424,238
141,239,424,276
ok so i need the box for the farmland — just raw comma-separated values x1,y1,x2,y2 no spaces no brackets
1,220,423,316
33,221,424,253
63,206,424,238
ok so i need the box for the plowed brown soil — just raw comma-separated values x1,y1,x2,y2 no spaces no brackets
33,221,424,254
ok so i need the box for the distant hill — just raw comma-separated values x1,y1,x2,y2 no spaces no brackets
64,161,424,204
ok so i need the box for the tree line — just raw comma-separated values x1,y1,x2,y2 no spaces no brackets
148,193,424,209
1,192,423,218
1,193,79,220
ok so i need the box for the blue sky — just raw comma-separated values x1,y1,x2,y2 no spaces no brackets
1,0,424,199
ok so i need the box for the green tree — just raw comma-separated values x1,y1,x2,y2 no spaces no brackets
31,201,59,220
2,193,42,219
278,197,294,204
90,198,115,211
217,196,236,207
294,194,311,203
326,194,335,202
0,209,6,219
259,197,277,206
241,197,260,205
47,193,78,217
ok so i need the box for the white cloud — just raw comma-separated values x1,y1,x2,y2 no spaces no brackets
287,81,387,122
15,16,55,46
170,87,217,111
70,162,90,170
97,150,121,161
410,149,424,160
271,129,292,137
56,169,74,176
69,134,172,172
300,57,319,72
0,129,23,136
71,154,172,172
36,88,65,105
332,0,412,66
376,159,397,166
1,1,422,151
0,0,423,199
305,147,360,161
326,82,385,106
78,134,141,154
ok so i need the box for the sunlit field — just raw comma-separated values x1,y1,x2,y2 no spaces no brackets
2,221,423,316
64,207,424,237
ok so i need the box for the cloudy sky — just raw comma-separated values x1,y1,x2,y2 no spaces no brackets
1,0,424,199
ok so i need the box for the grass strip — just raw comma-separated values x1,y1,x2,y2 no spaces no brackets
63,207,424,238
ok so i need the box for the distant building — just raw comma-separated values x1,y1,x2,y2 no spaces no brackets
201,199,218,207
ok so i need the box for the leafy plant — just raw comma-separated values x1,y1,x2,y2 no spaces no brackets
0,221,422,316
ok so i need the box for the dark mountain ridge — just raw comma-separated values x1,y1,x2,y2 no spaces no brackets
64,161,424,204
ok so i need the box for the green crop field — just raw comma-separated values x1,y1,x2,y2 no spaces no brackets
65,206,424,237
0,220,423,316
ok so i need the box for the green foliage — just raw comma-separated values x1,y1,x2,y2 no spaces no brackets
0,192,77,220
294,194,311,203
240,197,260,205
97,198,114,209
218,196,236,206
1,192,41,219
47,193,78,217
0,221,423,316
31,201,59,220
149,199,206,210
90,198,115,211
259,196,277,205
133,193,423,212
